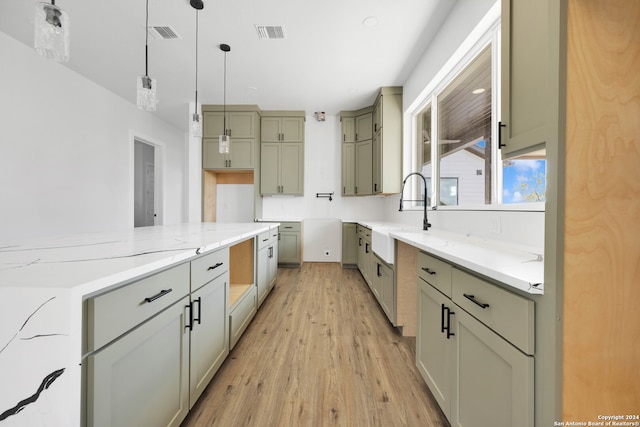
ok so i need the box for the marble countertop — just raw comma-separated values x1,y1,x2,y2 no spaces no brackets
0,222,279,296
345,220,544,295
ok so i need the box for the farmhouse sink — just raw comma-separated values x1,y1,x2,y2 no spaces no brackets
371,225,420,265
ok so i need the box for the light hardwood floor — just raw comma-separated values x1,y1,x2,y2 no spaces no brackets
181,263,449,427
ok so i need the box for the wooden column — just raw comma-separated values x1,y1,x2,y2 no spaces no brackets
396,241,419,336
563,0,640,419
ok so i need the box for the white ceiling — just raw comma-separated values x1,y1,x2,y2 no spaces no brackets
0,0,456,132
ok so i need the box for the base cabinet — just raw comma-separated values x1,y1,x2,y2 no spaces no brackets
416,252,535,427
86,296,190,427
257,228,279,306
278,222,302,266
341,222,357,266
189,272,229,408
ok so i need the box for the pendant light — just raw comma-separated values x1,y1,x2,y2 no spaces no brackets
137,0,158,111
34,1,70,62
189,0,204,137
219,43,231,154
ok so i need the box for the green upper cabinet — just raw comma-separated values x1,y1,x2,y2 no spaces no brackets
355,112,372,142
201,106,260,170
500,0,550,157
261,116,304,143
202,110,257,139
260,111,305,196
341,116,356,143
372,87,402,195
341,87,402,197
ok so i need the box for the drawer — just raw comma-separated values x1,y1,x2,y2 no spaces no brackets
257,230,271,250
229,286,257,349
279,222,301,233
191,247,230,290
452,268,535,355
417,252,452,297
87,262,190,352
269,227,279,243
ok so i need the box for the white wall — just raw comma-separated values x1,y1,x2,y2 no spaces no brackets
0,31,187,242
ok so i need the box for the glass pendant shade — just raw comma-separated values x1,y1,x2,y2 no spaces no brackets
190,113,202,137
219,134,230,154
34,2,70,62
136,75,158,111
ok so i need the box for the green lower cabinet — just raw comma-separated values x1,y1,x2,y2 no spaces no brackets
341,223,358,266
416,264,534,427
86,297,190,427
278,222,302,266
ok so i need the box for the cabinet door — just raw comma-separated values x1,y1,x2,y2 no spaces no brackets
453,307,534,427
261,117,281,142
203,138,227,169
373,96,383,134
260,143,280,194
228,139,254,169
342,223,357,265
203,112,225,138
416,279,455,420
372,132,381,194
280,143,303,195
341,116,355,143
189,273,229,408
355,113,372,141
256,245,269,303
268,239,278,287
86,298,189,427
356,235,364,271
281,117,304,142
228,112,255,138
355,140,373,195
341,143,355,196
379,261,395,324
500,0,549,156
279,231,301,265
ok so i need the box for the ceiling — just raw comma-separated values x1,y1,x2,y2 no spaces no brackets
0,0,456,132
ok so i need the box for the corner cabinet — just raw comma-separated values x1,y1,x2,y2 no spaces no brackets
260,111,305,196
416,252,535,427
341,87,402,197
500,0,550,157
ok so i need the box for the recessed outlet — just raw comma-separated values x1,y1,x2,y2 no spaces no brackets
324,250,331,257
489,216,501,234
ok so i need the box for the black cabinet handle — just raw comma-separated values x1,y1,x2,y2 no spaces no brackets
193,297,202,325
262,238,269,242
444,306,455,339
358,237,362,247
185,302,193,331
144,288,172,303
377,263,381,277
421,267,436,275
498,121,507,149
207,262,223,271
365,243,370,254
285,226,293,229
441,304,446,333
463,293,490,309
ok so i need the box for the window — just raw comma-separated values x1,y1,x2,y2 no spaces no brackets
411,19,545,210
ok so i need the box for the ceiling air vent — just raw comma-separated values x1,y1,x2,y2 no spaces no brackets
148,26,181,40
255,25,286,40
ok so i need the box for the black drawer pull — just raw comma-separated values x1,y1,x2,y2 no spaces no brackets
144,288,172,303
464,293,490,309
285,226,293,229
421,267,436,275
207,262,223,271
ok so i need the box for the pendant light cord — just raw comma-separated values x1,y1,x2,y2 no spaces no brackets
194,10,199,106
223,49,227,134
145,0,149,77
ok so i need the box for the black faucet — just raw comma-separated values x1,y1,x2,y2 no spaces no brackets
399,172,431,231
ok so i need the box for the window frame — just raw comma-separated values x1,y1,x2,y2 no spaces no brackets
404,9,545,213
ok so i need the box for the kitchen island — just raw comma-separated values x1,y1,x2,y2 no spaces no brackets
0,222,279,426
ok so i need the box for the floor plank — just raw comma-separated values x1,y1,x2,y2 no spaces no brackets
181,263,449,427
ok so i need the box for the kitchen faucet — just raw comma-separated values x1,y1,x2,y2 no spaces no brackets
399,172,432,231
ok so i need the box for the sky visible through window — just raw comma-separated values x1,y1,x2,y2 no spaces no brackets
502,160,547,203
